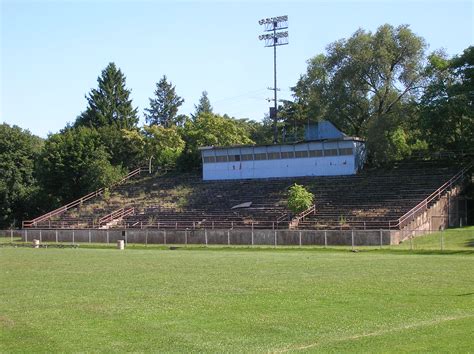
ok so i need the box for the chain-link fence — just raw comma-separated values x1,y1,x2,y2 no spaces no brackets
1,227,472,251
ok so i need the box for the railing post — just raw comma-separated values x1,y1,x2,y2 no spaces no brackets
72,230,75,244
39,230,42,243
351,229,355,251
379,229,383,249
163,230,166,245
299,231,302,247
251,223,254,246
227,230,230,246
88,230,91,244
324,230,327,248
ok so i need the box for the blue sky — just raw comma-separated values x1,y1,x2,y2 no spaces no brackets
1,0,473,138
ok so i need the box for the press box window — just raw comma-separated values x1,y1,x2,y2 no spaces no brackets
254,153,267,160
203,156,216,163
309,150,323,157
339,148,353,155
281,151,295,159
295,151,309,158
228,155,241,162
215,155,228,163
324,149,339,156
267,152,281,160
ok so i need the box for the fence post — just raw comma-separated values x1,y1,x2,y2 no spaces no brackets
72,230,75,244
39,230,42,243
10,229,13,243
274,230,277,248
55,230,58,243
227,230,230,246
107,230,109,245
205,229,208,246
145,230,148,246
251,223,254,246
125,230,128,246
25,229,28,243
185,229,188,246
379,229,383,249
324,230,327,248
88,230,91,244
163,230,166,245
299,231,302,247
440,229,444,251
272,222,275,230
351,229,354,251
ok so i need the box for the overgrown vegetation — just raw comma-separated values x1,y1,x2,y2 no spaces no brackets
288,183,314,214
1,25,472,227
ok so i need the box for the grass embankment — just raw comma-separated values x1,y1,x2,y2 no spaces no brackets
1,245,473,352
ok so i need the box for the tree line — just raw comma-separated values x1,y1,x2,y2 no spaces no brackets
1,24,472,228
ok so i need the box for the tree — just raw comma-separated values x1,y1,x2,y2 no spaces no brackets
293,24,427,164
145,76,184,127
192,91,213,118
178,112,255,169
96,126,146,168
0,124,43,227
143,125,185,169
37,127,124,204
287,184,314,214
75,63,139,129
420,46,474,153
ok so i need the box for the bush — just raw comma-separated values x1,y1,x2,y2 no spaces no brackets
287,184,314,214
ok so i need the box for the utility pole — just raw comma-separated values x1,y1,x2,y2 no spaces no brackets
259,15,288,144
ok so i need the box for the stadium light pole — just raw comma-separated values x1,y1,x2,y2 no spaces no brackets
259,15,288,143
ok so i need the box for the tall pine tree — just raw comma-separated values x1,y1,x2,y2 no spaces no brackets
75,63,139,129
192,90,213,119
145,75,184,127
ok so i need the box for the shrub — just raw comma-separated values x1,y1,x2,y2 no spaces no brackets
287,184,314,214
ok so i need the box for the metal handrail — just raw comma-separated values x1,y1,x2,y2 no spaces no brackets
99,207,135,226
23,167,147,228
389,162,473,229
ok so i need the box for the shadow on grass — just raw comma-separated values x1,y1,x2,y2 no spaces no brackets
465,238,474,247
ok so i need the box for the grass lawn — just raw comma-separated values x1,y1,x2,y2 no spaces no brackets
1,246,473,352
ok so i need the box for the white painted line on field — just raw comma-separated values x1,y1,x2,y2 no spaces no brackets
272,313,474,353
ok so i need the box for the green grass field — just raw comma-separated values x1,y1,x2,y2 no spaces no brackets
1,240,473,352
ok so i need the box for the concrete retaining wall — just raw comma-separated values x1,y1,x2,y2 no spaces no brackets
21,228,394,246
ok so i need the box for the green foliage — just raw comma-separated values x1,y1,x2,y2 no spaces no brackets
37,127,125,203
143,125,185,169
179,112,255,169
287,183,314,214
192,90,213,118
293,24,427,163
96,126,146,168
145,75,184,127
420,46,474,153
75,63,139,129
0,123,43,227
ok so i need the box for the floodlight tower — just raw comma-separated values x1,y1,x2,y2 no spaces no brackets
259,15,288,143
